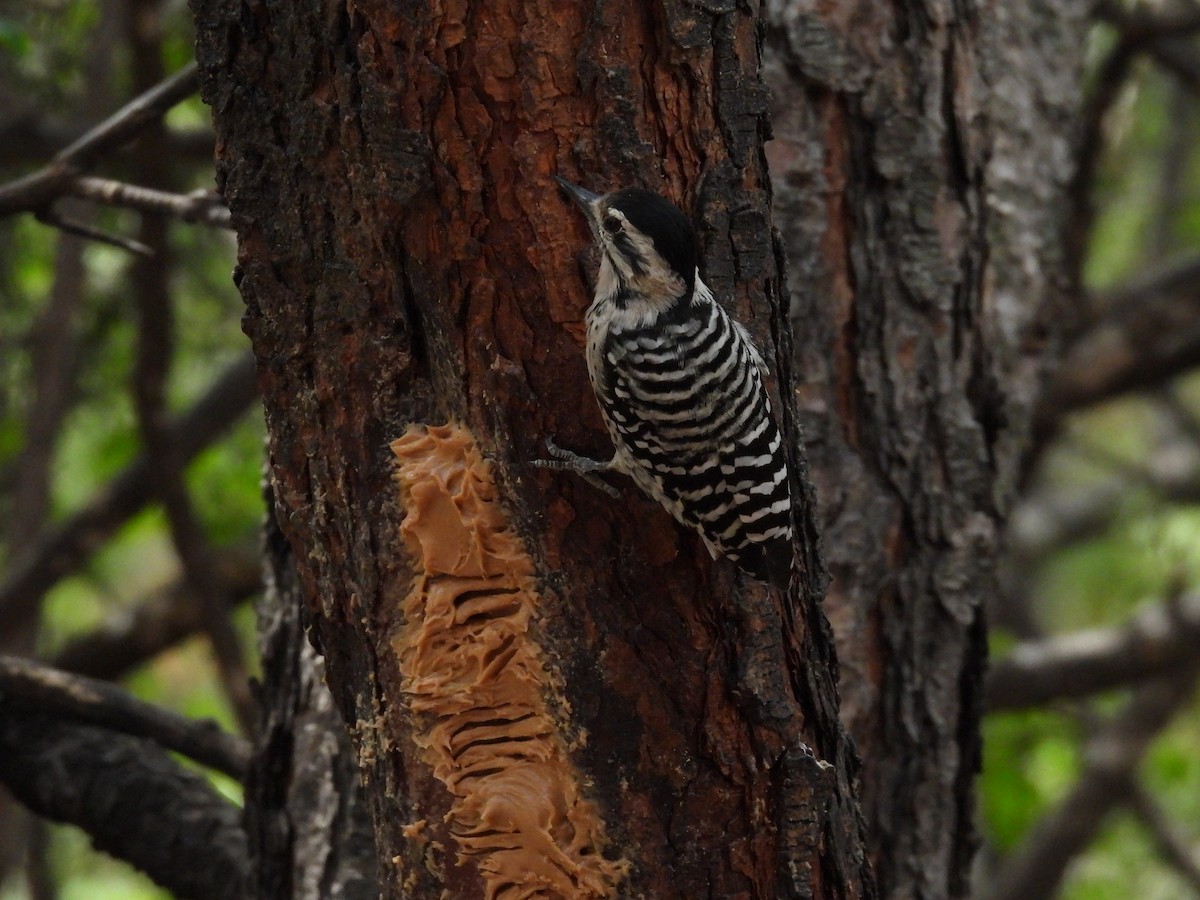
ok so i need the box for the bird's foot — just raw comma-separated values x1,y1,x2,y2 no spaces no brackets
532,437,621,498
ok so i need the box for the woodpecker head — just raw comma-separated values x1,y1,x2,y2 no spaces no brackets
555,177,697,305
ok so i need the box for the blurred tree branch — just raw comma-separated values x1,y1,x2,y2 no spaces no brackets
0,61,230,251
125,2,255,730
1096,1,1200,88
1008,436,1200,576
69,176,230,226
0,62,199,212
1128,785,1200,892
0,706,250,899
980,669,1199,900
0,654,249,778
1063,2,1200,326
0,116,214,168
51,546,260,681
1035,258,1200,446
989,593,1200,710
0,352,258,639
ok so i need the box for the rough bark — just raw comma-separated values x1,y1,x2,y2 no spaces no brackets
193,0,871,896
244,492,378,899
764,2,1089,897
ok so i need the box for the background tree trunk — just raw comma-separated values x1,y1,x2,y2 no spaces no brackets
192,0,1088,898
764,2,1089,896
243,493,379,898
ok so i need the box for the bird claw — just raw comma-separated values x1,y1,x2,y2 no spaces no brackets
579,472,621,499
532,437,621,498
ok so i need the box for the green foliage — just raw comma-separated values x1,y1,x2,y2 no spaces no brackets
0,20,32,59
46,825,168,900
1086,56,1200,288
1065,814,1194,900
981,708,1083,851
0,0,100,111
1144,711,1200,830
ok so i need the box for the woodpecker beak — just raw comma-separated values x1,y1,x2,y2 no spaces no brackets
554,176,602,234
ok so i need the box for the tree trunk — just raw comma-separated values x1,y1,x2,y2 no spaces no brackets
192,0,1089,897
764,2,1089,897
193,0,869,896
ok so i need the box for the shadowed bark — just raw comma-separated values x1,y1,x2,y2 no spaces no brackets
244,491,378,898
0,707,249,899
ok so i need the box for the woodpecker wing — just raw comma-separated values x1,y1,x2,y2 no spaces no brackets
599,295,793,586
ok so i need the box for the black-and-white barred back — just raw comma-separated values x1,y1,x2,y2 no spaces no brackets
543,178,794,587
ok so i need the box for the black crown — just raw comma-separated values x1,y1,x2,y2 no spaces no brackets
607,188,697,292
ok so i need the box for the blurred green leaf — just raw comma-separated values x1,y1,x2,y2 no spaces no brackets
0,20,30,58
981,709,1082,851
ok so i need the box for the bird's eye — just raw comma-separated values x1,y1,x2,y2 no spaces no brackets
602,215,622,235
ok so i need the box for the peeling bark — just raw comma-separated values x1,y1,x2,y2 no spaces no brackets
246,492,378,899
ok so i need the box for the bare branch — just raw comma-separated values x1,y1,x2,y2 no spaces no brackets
0,64,199,217
68,177,231,227
34,207,153,256
0,654,250,779
0,116,214,168
0,63,214,253
988,594,1200,710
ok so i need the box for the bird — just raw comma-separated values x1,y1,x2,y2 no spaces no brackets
535,176,794,588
